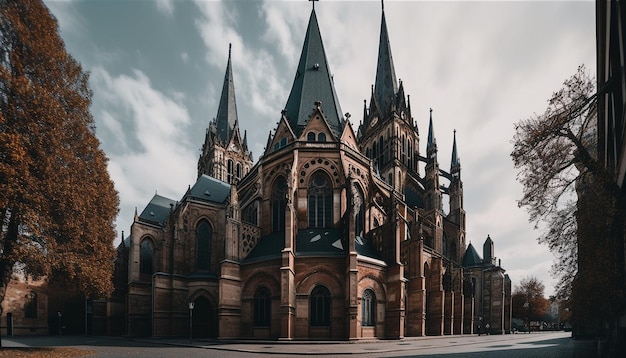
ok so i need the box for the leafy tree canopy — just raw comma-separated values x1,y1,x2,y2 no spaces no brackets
0,0,119,307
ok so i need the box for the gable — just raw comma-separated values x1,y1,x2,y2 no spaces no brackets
300,108,335,142
265,115,296,155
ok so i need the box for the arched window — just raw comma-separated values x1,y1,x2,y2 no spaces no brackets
307,132,316,141
140,239,154,275
354,184,365,237
308,172,333,228
379,136,384,163
318,133,326,142
236,163,242,181
24,291,37,318
271,176,287,232
196,220,212,270
243,200,259,226
310,285,331,326
362,289,376,326
227,159,234,183
254,287,271,327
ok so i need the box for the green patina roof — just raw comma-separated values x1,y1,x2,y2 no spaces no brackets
462,242,483,268
243,228,384,263
138,194,176,225
355,234,385,262
296,228,345,257
283,9,344,137
243,231,285,263
188,174,231,203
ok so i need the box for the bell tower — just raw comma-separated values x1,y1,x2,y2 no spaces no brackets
198,44,253,184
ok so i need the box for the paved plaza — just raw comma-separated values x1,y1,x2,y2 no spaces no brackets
2,331,596,357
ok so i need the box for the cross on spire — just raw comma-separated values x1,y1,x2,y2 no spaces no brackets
310,0,318,10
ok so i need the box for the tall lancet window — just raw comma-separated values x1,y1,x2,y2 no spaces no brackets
308,171,333,228
271,176,287,232
353,183,365,237
362,289,376,327
196,220,212,270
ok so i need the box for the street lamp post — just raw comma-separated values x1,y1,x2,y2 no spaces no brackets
188,301,195,343
57,311,62,335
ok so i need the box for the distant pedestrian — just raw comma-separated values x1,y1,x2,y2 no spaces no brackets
478,325,481,336
485,323,490,335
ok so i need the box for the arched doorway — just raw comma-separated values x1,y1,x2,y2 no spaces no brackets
192,296,217,338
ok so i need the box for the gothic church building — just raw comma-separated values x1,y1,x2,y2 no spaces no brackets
117,5,512,340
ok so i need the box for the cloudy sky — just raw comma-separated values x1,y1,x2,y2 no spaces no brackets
43,0,596,296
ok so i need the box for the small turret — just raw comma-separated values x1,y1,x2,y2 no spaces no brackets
483,235,494,265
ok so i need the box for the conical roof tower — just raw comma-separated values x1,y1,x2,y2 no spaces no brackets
215,44,238,143
283,8,344,137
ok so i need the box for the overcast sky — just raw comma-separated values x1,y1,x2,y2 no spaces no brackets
44,0,596,297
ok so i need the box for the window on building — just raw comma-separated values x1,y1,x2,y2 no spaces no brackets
318,133,326,142
227,159,234,183
254,286,271,327
140,239,154,275
24,291,37,318
307,132,316,141
308,172,333,228
196,220,212,270
236,163,242,181
354,184,365,237
310,285,331,326
362,289,376,326
243,200,259,226
271,176,287,232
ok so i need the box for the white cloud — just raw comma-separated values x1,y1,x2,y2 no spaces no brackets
90,67,196,236
156,0,175,16
181,52,189,63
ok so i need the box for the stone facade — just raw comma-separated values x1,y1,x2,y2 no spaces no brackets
117,5,512,340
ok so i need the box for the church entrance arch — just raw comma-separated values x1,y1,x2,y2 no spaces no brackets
192,296,217,338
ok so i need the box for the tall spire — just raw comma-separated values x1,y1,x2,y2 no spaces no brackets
283,8,344,137
451,129,460,171
427,108,437,154
215,43,238,143
374,3,398,116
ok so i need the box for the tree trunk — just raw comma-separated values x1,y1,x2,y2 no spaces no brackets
0,211,19,347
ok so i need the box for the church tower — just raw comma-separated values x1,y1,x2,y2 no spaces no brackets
448,130,465,229
424,110,442,213
198,44,253,184
358,2,418,192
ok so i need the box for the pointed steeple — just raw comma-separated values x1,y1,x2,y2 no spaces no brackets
242,130,249,151
284,8,344,137
374,3,398,116
215,44,238,143
451,129,460,172
427,108,437,154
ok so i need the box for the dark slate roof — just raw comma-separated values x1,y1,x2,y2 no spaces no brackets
215,44,239,143
374,9,398,116
138,194,176,225
243,231,285,263
296,228,345,257
404,187,424,209
283,9,344,137
462,242,483,268
188,174,231,203
355,234,385,262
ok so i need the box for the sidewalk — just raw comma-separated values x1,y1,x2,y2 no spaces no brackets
1,331,590,356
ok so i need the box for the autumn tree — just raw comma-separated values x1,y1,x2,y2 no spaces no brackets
511,276,550,322
0,0,119,337
511,65,624,332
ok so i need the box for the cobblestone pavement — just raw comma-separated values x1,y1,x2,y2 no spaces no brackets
2,331,596,357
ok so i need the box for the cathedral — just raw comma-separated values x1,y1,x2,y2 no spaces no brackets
116,4,512,340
